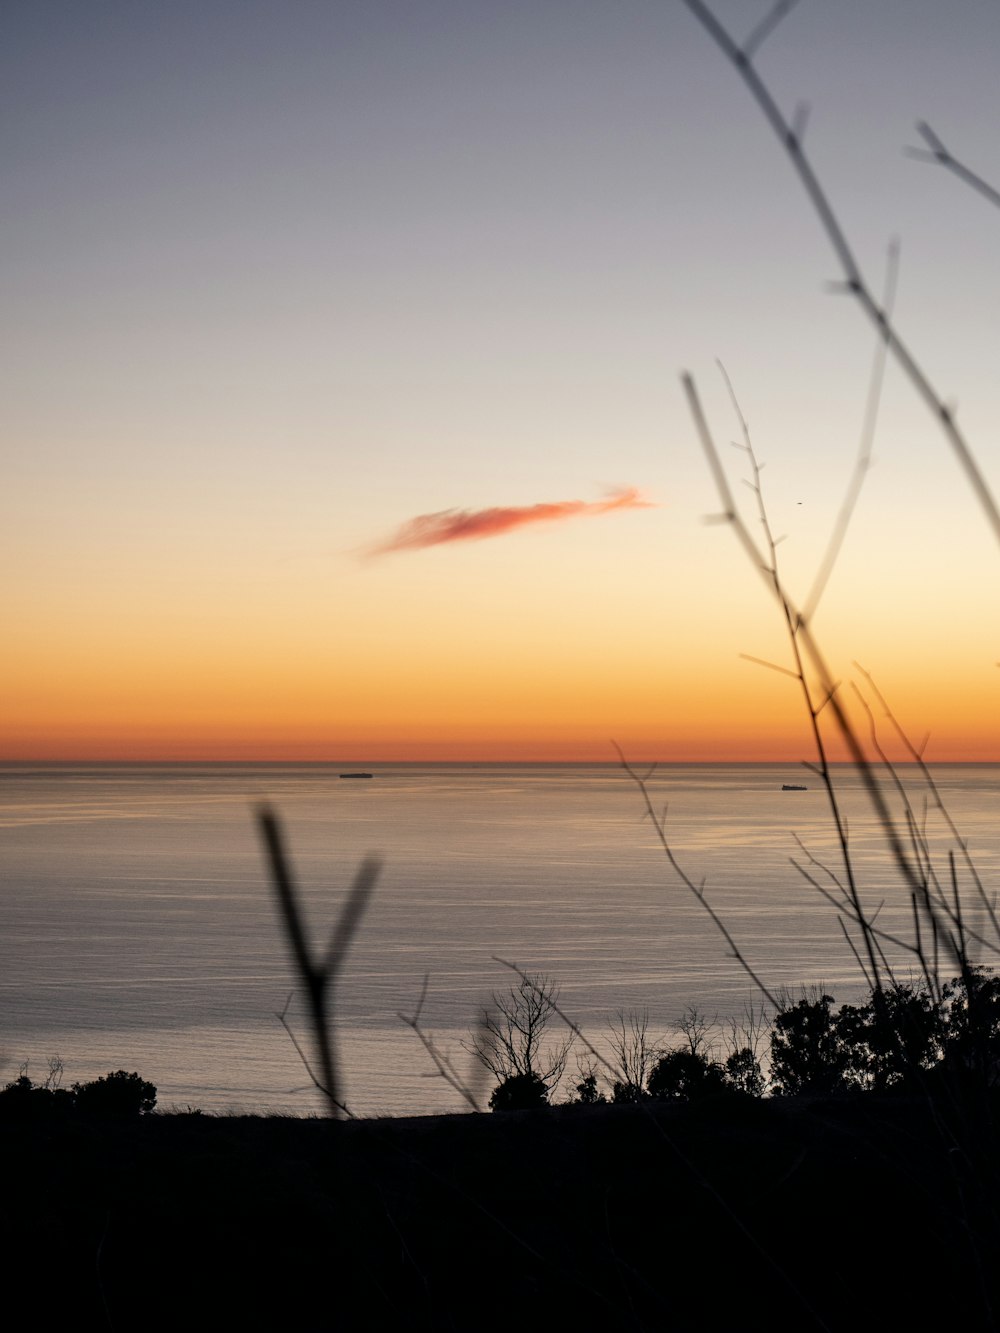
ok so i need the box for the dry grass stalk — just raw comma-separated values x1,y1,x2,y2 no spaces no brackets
258,805,379,1117
680,0,1000,545
398,973,485,1113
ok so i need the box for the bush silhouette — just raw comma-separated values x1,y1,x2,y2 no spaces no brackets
489,1072,549,1111
837,983,943,1091
73,1070,157,1117
764,973,1000,1097
940,969,1000,1083
723,1047,765,1098
647,1049,727,1101
610,1079,646,1104
0,1074,74,1123
769,994,849,1096
1,1064,157,1120
572,1071,607,1105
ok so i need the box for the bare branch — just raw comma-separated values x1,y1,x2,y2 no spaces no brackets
398,975,484,1113
741,0,801,61
464,967,574,1094
739,652,801,680
676,1005,715,1058
853,665,1000,962
802,238,899,622
275,993,354,1117
606,1008,665,1097
258,805,379,1117
616,743,779,1009
494,956,618,1087
681,0,1000,546
712,364,887,990
906,121,1000,211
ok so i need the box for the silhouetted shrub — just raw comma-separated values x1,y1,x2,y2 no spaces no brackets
73,1070,157,1117
489,1072,549,1111
647,1049,727,1101
766,973,1000,1096
837,983,943,1091
940,968,1000,1083
0,1074,74,1123
572,1071,607,1105
723,1047,765,1098
769,994,849,1096
610,1080,646,1104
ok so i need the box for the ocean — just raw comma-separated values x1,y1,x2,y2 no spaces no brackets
3,762,1000,1117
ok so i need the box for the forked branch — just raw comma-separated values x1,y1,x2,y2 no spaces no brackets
906,121,1000,211
258,805,379,1117
680,0,1000,546
398,974,484,1112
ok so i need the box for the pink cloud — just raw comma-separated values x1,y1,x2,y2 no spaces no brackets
369,487,655,556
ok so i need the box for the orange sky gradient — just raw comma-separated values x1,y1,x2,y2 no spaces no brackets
6,4,1000,765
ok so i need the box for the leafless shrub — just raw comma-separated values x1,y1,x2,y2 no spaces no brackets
676,1005,715,1058
571,1054,608,1104
605,1008,664,1100
464,970,574,1098
42,1055,64,1092
722,999,772,1069
17,1056,66,1093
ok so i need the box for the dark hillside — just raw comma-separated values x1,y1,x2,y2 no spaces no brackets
5,1093,999,1330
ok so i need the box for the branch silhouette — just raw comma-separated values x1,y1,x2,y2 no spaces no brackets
680,0,1000,547
906,121,1000,211
258,805,379,1117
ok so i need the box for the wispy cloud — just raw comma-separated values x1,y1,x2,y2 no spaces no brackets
368,487,655,556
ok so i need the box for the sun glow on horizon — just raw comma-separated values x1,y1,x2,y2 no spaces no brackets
5,5,999,767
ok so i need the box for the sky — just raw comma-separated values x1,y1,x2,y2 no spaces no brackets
4,0,1000,762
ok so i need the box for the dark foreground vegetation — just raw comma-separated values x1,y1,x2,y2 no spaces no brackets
4,1088,1000,1331
6,970,1000,1332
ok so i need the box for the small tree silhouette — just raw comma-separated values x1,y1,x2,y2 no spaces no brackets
941,969,1000,1084
466,972,573,1108
572,1069,606,1105
73,1070,157,1117
606,1008,662,1103
769,995,847,1096
837,983,943,1091
724,1047,766,1098
647,1049,727,1101
489,1072,550,1111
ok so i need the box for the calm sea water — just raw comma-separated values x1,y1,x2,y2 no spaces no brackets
3,762,1000,1117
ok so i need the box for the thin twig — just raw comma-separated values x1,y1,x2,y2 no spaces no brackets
492,956,619,1085
713,363,885,989
614,747,779,1008
855,664,1000,954
276,993,354,1117
681,0,1000,546
398,974,483,1113
803,239,899,622
906,121,1000,211
686,370,929,977
741,0,802,61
